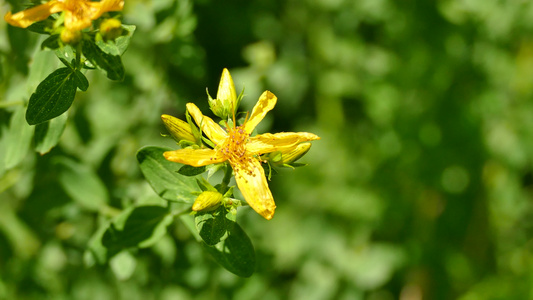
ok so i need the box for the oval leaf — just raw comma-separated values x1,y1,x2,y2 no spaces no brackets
102,206,173,257
137,146,200,203
195,206,232,246
203,222,256,277
26,67,77,125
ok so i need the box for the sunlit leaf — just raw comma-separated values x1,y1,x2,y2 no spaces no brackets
195,206,232,246
137,146,200,203
25,67,77,125
203,221,256,277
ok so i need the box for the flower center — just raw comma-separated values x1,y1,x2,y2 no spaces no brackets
220,126,254,175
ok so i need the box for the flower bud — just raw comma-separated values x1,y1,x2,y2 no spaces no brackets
99,18,123,41
192,191,223,212
208,68,238,119
60,28,82,44
269,143,312,165
161,114,196,143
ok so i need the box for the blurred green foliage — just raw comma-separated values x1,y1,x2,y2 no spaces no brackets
2,0,533,299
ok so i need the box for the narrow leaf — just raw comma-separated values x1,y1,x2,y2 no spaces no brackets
137,146,200,203
26,67,77,125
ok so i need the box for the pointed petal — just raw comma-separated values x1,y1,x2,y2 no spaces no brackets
186,103,228,145
98,0,125,13
234,158,276,220
89,0,124,20
4,1,63,28
216,68,237,108
164,149,225,167
244,91,277,134
247,132,320,155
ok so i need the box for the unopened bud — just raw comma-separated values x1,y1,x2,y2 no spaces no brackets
99,18,123,41
192,191,223,212
161,114,196,143
208,68,238,119
274,143,312,164
60,28,82,44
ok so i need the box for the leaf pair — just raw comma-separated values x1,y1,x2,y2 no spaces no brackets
134,146,256,277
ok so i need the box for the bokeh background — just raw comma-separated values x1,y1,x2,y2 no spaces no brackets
1,0,533,299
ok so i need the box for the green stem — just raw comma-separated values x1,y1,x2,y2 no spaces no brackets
75,42,82,70
221,163,233,191
0,101,25,108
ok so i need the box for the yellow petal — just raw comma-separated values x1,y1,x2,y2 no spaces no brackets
186,103,228,145
247,132,320,155
98,0,125,13
164,149,225,167
63,2,99,31
4,1,63,28
233,158,276,220
244,91,277,134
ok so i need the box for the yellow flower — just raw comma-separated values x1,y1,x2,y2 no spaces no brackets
164,91,320,220
4,0,124,31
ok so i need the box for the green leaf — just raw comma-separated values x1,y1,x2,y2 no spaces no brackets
73,70,89,91
33,111,67,154
4,106,34,170
96,24,136,56
102,206,173,257
115,24,136,55
137,146,200,203
56,157,109,211
41,34,60,50
203,221,256,277
26,67,77,125
178,165,206,176
82,38,124,81
195,206,232,246
109,251,137,281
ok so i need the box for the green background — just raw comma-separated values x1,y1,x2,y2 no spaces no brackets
1,0,533,299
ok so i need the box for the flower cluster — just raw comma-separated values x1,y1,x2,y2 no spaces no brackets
162,69,320,220
5,0,124,43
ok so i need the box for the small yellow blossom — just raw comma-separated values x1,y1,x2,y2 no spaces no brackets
164,90,320,220
192,191,223,212
4,0,124,31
